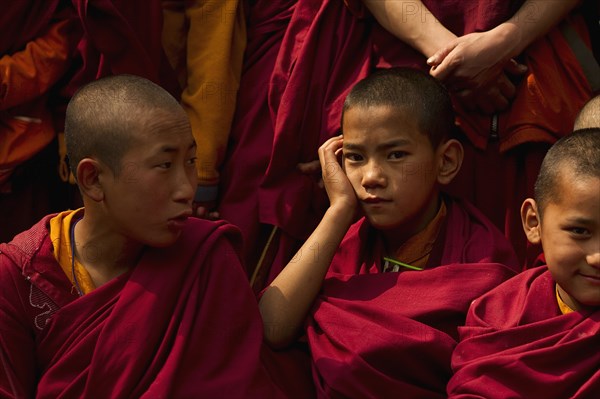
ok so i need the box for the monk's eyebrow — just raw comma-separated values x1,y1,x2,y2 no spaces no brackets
563,216,595,226
155,141,197,154
343,139,411,151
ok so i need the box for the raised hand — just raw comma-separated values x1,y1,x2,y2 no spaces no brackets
318,135,358,213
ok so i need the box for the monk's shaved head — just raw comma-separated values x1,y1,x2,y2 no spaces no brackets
574,95,600,130
342,67,455,147
65,74,184,177
534,128,600,216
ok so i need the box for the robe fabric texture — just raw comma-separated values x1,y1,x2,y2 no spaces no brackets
0,215,283,398
306,197,520,398
447,266,600,399
219,0,595,286
56,0,180,185
0,0,80,188
162,0,247,189
66,0,179,96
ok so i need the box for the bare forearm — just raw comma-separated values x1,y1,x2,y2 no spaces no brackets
497,0,579,57
362,0,455,58
259,205,354,349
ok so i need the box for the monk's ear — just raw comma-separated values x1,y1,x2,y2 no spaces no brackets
521,198,541,244
436,139,463,185
76,158,105,202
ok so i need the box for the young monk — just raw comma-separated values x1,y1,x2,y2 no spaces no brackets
259,68,520,398
0,75,283,398
447,129,600,398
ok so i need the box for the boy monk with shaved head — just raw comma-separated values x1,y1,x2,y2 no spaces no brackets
0,75,283,398
259,68,520,398
447,129,600,398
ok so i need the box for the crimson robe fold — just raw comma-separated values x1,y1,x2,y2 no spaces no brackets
0,0,80,189
63,0,179,100
306,197,520,398
0,216,283,398
447,266,600,398
219,0,595,284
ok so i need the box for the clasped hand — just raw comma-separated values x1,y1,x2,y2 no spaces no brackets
427,28,527,114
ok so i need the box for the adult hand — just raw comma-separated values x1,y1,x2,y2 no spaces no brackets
297,159,323,188
191,185,220,220
427,30,527,114
452,60,527,114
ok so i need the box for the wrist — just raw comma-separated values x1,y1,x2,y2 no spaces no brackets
416,28,457,59
326,202,355,226
493,21,525,58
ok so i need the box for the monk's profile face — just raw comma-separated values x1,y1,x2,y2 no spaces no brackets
99,109,198,248
538,168,600,310
342,105,442,242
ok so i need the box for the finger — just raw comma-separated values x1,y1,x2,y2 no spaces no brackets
429,47,461,81
504,58,527,76
318,138,344,184
297,159,321,174
318,135,343,165
427,41,456,67
194,205,207,219
496,74,516,100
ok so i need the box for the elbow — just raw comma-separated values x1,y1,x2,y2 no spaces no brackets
259,304,298,350
262,321,297,350
259,286,302,350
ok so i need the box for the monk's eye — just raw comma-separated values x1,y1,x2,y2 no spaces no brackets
344,153,363,162
568,227,590,238
156,162,172,169
388,151,408,160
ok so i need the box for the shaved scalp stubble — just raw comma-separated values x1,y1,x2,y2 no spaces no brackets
534,128,600,217
574,95,600,130
342,67,455,147
65,74,184,177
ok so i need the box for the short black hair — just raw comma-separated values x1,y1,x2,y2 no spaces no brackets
342,67,455,147
534,128,600,216
65,74,183,177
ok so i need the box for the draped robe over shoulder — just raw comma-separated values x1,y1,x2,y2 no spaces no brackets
447,266,600,398
219,0,595,286
306,198,520,398
0,216,283,398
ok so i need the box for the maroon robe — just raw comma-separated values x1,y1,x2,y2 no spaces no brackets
0,0,81,240
219,0,594,287
306,197,520,398
447,266,600,398
60,0,179,103
0,216,283,398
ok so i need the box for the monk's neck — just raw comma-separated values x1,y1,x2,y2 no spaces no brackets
73,217,144,287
